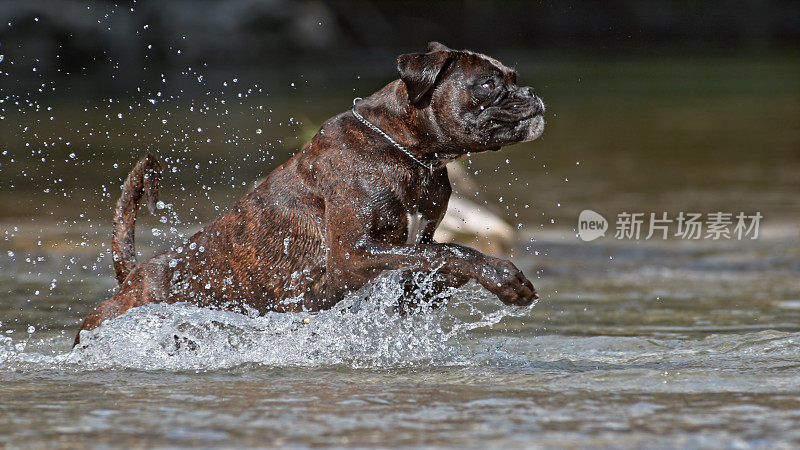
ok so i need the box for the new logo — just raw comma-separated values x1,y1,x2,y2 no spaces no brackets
578,210,608,241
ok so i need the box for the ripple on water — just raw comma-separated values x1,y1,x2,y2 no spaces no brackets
2,270,799,383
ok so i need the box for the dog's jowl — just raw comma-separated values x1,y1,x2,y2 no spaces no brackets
75,42,546,344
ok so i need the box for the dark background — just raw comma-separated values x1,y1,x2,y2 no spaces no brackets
1,0,798,96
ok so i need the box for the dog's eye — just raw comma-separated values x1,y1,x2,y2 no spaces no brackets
481,80,496,90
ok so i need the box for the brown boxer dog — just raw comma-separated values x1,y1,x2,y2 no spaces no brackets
75,42,545,345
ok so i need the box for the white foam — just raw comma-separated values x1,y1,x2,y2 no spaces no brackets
1,271,534,372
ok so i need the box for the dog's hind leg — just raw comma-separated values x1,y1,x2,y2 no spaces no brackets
73,259,171,346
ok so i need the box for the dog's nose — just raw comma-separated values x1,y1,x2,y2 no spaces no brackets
521,86,536,98
519,86,544,115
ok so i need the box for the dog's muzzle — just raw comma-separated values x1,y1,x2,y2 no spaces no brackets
517,86,545,117
516,87,546,142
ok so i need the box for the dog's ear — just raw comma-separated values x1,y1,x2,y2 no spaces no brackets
427,41,452,52
397,48,455,106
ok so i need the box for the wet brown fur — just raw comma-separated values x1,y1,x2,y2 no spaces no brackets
76,43,544,345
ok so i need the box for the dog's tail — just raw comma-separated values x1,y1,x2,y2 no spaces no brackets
112,153,163,284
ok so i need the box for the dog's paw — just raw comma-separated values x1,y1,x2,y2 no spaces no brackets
477,257,538,306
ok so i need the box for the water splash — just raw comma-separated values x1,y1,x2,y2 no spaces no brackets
1,271,534,372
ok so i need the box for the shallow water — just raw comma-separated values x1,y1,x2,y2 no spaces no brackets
2,228,799,448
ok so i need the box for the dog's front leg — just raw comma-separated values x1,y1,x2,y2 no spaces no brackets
355,242,536,306
394,270,470,313
324,207,537,307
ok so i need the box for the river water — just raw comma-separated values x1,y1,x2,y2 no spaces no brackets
1,231,799,447
1,54,799,447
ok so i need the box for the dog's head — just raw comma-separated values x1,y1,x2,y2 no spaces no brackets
398,42,545,151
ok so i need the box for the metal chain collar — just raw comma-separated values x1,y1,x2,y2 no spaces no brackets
351,97,434,174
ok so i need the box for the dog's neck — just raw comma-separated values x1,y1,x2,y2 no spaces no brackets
356,81,470,170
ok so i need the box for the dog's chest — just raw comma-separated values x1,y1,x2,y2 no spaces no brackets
405,207,431,244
